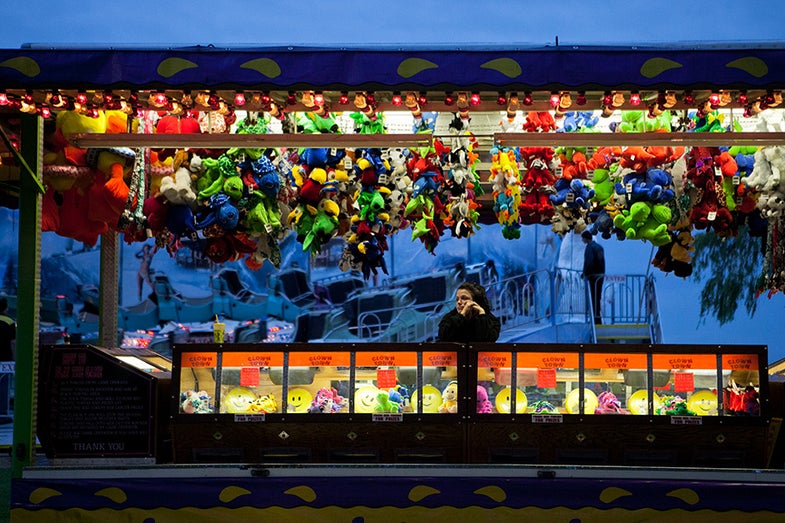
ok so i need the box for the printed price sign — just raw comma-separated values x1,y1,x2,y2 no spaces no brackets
674,372,695,392
240,367,260,387
537,368,557,388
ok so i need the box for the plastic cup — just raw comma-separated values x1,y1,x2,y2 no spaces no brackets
213,321,226,343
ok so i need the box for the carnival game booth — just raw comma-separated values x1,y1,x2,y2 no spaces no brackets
169,341,774,468
4,43,785,519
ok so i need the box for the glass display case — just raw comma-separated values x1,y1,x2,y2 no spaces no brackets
175,344,462,417
472,345,764,418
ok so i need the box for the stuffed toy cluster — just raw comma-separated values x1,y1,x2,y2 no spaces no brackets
42,110,134,245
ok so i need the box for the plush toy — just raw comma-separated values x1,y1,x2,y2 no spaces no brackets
373,390,402,413
589,167,616,206
308,387,345,413
549,178,595,208
477,386,493,414
160,165,198,206
180,390,213,414
594,391,629,414
438,381,459,414
248,393,278,414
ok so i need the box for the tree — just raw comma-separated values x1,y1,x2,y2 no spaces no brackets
691,225,763,325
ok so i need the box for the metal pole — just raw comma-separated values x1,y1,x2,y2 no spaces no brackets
12,113,43,477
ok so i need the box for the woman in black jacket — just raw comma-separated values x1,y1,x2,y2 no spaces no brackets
438,282,501,342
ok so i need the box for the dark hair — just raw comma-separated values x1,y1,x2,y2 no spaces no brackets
458,282,492,313
581,230,593,240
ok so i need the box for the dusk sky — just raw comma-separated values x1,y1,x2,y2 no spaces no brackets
2,1,785,49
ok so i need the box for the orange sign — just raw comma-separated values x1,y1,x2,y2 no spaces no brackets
355,352,418,367
288,352,350,367
181,352,217,368
424,352,457,367
653,354,716,370
584,353,647,369
518,352,579,369
477,352,512,368
222,352,283,367
722,354,758,371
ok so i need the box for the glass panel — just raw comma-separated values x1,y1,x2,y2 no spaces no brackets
722,354,761,416
476,351,516,414
286,351,351,414
584,353,649,415
354,351,450,414
219,352,284,415
652,354,719,416
519,352,581,414
178,351,218,414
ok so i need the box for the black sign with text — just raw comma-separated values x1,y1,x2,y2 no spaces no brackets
38,345,155,459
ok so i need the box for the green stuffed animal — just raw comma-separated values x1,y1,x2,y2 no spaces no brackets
590,168,616,205
638,204,673,246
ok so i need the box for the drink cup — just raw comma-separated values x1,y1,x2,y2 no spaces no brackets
213,321,226,343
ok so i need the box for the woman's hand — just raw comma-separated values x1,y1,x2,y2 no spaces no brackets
459,300,485,318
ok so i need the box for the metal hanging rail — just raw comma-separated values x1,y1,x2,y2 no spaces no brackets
495,131,785,147
68,132,432,149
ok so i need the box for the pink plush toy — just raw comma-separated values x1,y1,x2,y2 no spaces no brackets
595,391,629,414
477,385,493,414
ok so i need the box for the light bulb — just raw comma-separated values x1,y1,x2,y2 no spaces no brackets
234,91,246,106
339,91,349,105
470,92,481,106
522,92,533,106
391,92,403,106
496,92,507,105
444,92,455,106
550,92,560,107
417,92,427,106
0,91,7,106
313,92,324,106
576,91,587,105
630,92,641,106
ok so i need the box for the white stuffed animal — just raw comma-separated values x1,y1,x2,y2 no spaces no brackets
160,166,197,206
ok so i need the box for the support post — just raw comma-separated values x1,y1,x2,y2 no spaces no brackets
12,113,43,477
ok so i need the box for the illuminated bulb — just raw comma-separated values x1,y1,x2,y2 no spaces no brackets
765,90,776,105
630,91,641,106
496,92,507,105
313,92,324,106
366,92,376,105
444,92,455,106
234,91,246,106
287,91,297,105
0,91,8,106
76,92,88,105
683,91,694,105
48,91,60,106
709,92,720,108
469,92,481,106
522,92,533,106
155,91,168,106
737,91,748,105
260,91,272,106
23,90,33,104
103,91,114,105
391,92,403,106
417,92,428,106
40,106,51,119
339,91,349,105
602,91,613,106
550,92,560,107
576,91,587,105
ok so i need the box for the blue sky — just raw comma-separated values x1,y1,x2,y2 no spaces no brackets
1,0,784,361
1,1,785,49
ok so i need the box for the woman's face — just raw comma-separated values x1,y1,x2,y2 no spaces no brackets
456,288,474,311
